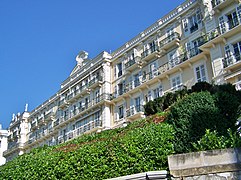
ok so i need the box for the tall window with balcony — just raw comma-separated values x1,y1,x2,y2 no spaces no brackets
149,61,158,79
219,5,241,34
134,73,141,87
142,40,157,58
195,64,207,82
185,37,203,58
125,52,136,69
182,8,202,35
95,90,100,103
223,41,241,68
168,49,179,68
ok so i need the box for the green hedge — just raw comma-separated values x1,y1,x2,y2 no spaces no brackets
0,120,174,180
166,91,240,153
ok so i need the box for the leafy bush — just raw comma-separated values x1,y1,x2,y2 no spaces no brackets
192,129,241,151
144,89,188,116
166,91,223,153
191,81,212,92
166,89,240,153
0,120,174,180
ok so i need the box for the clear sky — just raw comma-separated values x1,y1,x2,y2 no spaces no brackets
0,0,185,129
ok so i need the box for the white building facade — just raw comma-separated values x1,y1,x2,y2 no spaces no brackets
3,0,241,162
0,124,8,166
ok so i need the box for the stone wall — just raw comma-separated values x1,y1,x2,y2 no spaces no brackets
168,148,241,180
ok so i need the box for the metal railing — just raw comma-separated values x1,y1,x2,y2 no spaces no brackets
115,47,201,97
201,16,241,45
211,0,225,8
159,32,180,48
125,59,136,69
222,53,241,68
141,44,159,59
126,105,144,117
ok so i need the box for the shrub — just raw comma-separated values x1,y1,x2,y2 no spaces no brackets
192,129,241,151
144,89,188,116
166,91,223,153
213,91,240,135
191,81,212,92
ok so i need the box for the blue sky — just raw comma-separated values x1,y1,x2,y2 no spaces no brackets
0,0,185,129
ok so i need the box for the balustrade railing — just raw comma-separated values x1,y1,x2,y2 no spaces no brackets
222,53,241,68
159,32,180,48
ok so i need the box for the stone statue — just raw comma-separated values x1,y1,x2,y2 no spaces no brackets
76,51,88,66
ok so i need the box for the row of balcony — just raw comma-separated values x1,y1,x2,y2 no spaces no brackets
31,111,55,130
114,47,202,98
59,76,103,107
26,94,109,145
54,93,111,128
122,32,183,74
58,119,101,143
140,32,181,60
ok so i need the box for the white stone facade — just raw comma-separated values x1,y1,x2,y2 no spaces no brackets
0,125,8,166
3,0,241,162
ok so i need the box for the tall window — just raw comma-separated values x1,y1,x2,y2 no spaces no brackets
233,41,241,61
149,61,158,79
118,106,124,119
171,75,182,90
153,85,163,99
134,73,140,87
135,97,141,112
195,64,207,82
116,62,123,78
168,49,179,68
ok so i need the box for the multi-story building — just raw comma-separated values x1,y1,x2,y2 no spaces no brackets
0,124,8,166
3,0,241,162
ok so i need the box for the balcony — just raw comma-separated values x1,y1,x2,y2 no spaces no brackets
141,44,160,62
222,53,241,68
31,121,38,130
44,111,55,122
200,17,241,51
160,32,180,52
125,57,141,72
3,142,25,156
38,116,45,126
59,99,69,109
88,76,103,89
126,105,145,120
211,0,237,12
